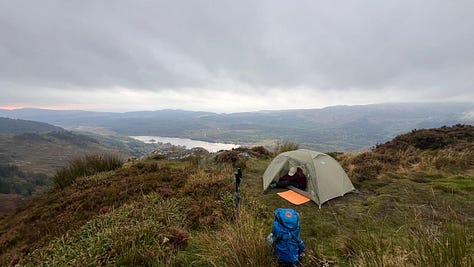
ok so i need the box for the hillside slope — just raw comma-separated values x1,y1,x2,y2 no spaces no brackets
0,131,128,175
0,129,163,176
0,125,473,266
0,117,63,134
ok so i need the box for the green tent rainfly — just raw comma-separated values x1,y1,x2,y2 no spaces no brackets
263,149,355,208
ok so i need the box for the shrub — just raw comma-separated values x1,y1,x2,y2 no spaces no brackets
215,150,248,168
234,146,272,158
410,131,449,150
53,154,123,190
250,146,272,157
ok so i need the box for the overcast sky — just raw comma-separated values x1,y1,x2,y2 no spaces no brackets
1,0,473,113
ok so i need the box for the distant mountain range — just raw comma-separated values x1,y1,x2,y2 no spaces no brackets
1,102,474,151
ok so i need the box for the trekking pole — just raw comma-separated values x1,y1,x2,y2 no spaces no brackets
235,168,242,210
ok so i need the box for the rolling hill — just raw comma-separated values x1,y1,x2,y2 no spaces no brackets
2,102,473,151
0,117,63,134
0,131,124,175
0,117,166,175
0,118,166,215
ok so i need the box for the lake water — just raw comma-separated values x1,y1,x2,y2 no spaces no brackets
130,136,240,152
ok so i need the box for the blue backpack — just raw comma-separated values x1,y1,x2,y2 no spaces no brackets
272,208,305,265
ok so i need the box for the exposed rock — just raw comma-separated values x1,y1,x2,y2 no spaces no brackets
148,145,210,160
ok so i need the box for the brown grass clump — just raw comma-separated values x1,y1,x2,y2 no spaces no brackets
345,125,474,181
182,165,235,229
183,169,227,198
168,227,189,249
347,152,400,181
193,207,276,267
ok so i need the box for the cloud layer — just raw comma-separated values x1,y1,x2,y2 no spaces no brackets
1,0,473,112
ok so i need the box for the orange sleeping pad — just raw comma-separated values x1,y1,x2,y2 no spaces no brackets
277,190,311,205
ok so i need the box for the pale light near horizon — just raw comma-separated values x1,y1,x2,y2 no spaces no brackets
0,85,460,113
1,1,473,112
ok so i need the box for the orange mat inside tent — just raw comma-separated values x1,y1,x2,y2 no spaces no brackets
277,190,311,205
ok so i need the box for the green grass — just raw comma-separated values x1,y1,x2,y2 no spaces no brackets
431,175,474,193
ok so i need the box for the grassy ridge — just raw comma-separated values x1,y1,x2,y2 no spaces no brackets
1,125,473,266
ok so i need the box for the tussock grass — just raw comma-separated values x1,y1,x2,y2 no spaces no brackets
345,149,435,182
72,171,115,188
26,194,189,266
53,154,123,189
344,221,473,267
409,223,473,267
417,148,474,172
193,207,275,267
341,231,407,267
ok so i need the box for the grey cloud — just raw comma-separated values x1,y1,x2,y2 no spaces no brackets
0,0,473,97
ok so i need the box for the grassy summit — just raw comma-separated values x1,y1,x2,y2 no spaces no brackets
0,125,473,266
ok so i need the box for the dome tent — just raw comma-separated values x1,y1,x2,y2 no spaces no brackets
263,149,355,208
